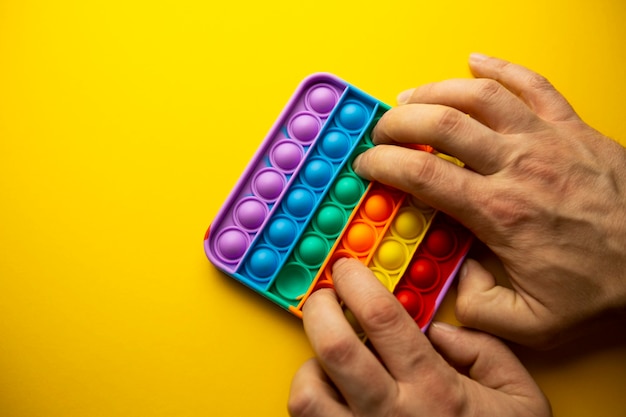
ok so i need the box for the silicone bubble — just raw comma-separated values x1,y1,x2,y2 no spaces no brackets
425,227,457,259
288,112,321,143
234,198,267,231
274,263,312,301
370,267,393,291
408,257,440,291
252,168,285,201
313,203,346,238
362,192,393,223
374,238,408,272
215,227,249,262
319,129,352,161
331,175,365,207
391,209,426,241
266,215,298,249
284,187,316,219
305,84,338,115
302,158,334,190
246,246,279,280
270,140,303,172
337,101,368,132
345,221,376,254
296,234,330,267
396,288,423,319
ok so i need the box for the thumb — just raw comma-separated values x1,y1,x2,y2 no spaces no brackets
455,259,546,346
427,322,550,413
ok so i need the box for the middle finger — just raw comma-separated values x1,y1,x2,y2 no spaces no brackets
400,78,542,133
302,287,397,414
373,103,512,175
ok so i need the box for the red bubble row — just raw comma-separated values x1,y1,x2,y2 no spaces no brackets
394,213,473,330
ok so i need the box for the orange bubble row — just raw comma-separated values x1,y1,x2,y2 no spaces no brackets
287,151,463,318
321,183,406,281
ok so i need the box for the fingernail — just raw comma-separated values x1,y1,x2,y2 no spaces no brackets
431,321,458,332
369,125,378,143
332,257,349,270
459,260,469,280
396,88,415,105
469,52,488,65
352,154,364,175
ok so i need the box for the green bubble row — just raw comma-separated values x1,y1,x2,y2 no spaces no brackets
265,105,389,309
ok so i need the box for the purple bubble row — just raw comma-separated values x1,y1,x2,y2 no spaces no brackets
238,91,377,289
205,77,347,273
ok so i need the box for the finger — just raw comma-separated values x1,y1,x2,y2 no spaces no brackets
469,54,578,122
397,78,542,134
455,259,550,347
353,145,491,227
302,286,397,413
331,258,444,383
288,358,351,417
372,103,510,174
427,323,547,401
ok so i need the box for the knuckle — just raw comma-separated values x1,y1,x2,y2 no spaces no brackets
433,106,466,137
314,332,359,369
418,371,468,416
481,187,537,230
472,78,504,106
359,294,405,331
404,152,444,192
287,386,318,417
526,72,555,93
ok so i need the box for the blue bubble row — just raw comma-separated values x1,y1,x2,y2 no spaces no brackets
205,79,346,273
265,105,390,309
234,91,378,291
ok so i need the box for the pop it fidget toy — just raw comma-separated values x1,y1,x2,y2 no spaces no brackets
204,73,473,330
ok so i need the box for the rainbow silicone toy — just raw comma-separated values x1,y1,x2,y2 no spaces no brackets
204,73,473,329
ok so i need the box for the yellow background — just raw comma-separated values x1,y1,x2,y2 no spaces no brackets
1,0,625,416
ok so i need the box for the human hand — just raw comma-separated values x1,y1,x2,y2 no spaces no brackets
352,54,626,348
288,258,551,417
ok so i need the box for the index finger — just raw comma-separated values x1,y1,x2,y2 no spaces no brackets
302,285,397,413
353,144,490,228
331,258,444,383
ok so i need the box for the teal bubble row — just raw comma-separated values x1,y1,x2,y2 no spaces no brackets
265,104,390,309
231,90,379,291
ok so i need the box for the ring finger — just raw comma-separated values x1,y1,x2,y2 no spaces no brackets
373,103,512,175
